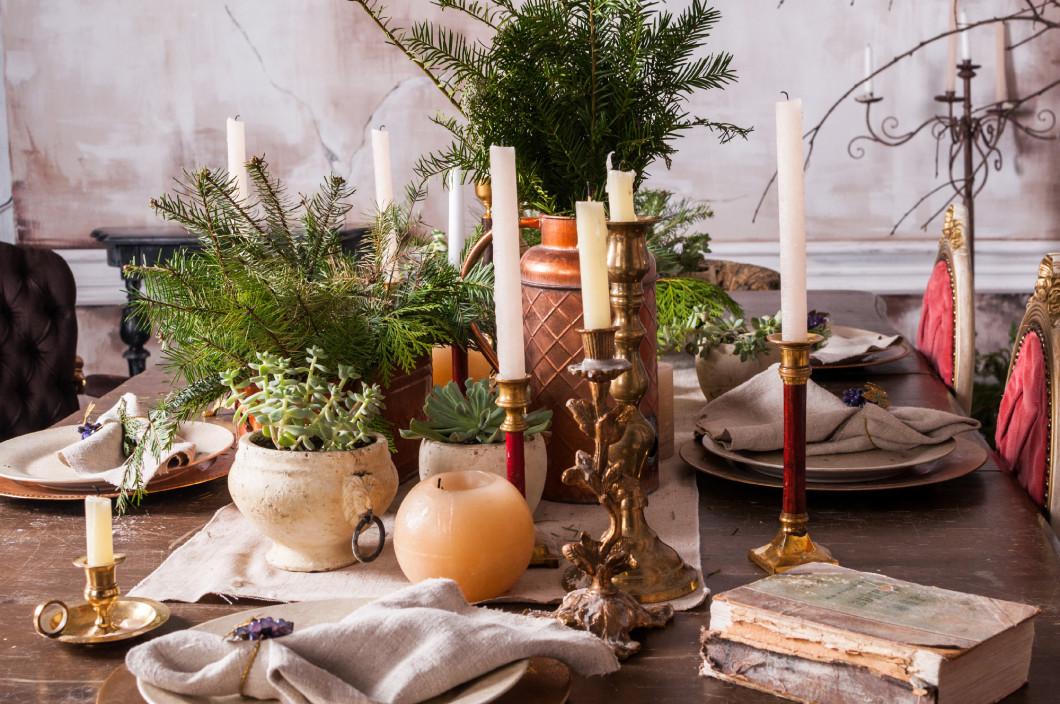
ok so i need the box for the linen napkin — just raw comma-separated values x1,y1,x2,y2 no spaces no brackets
126,578,620,704
57,393,195,487
810,328,902,365
694,365,979,455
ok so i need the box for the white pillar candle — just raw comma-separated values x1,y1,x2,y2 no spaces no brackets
995,22,1008,104
959,11,971,62
575,200,610,331
490,145,525,379
605,154,636,222
85,496,113,567
447,168,466,268
863,44,874,97
946,1,959,94
226,117,248,204
776,98,808,342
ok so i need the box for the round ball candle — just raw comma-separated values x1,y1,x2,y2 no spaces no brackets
394,470,534,602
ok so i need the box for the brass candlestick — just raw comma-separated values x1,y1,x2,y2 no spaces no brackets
33,554,169,644
605,219,698,603
749,334,838,574
541,328,672,659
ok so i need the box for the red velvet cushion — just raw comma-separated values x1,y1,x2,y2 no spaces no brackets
995,330,1049,507
918,259,956,388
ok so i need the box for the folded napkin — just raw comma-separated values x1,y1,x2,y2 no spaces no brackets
694,365,979,455
126,578,619,704
57,393,195,487
810,328,902,365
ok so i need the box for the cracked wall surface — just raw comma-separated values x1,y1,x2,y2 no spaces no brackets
2,0,1058,250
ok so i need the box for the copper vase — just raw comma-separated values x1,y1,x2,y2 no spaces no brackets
521,215,659,502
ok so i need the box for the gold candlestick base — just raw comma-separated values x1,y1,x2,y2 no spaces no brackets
612,494,700,603
748,512,837,575
33,554,169,644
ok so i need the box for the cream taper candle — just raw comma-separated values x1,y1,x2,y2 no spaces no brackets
226,117,248,204
371,128,394,212
575,200,611,330
490,145,525,379
995,22,1008,104
605,154,636,222
946,1,959,93
776,97,808,342
447,168,466,268
85,496,113,567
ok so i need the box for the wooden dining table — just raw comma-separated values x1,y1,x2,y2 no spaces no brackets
1,290,1058,703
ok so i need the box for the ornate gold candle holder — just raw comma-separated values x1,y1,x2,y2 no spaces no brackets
748,333,838,574
541,328,672,658
33,554,169,644
605,219,698,603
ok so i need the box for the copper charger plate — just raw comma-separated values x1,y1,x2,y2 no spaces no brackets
0,450,233,500
97,657,571,704
679,435,988,491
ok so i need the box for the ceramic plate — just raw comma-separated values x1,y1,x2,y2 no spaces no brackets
699,434,957,483
0,422,234,490
680,436,988,491
137,598,529,704
811,326,910,369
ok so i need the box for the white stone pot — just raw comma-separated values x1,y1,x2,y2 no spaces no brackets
228,431,399,572
417,435,547,514
695,344,781,401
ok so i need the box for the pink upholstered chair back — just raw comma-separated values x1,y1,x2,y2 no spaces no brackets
917,204,974,412
995,253,1060,527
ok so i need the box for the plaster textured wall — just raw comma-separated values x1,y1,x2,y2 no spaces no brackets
3,0,1058,250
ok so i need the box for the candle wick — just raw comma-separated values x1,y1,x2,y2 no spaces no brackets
606,151,615,171
780,91,789,101
234,114,240,121
379,124,386,131
437,477,442,489
586,181,592,200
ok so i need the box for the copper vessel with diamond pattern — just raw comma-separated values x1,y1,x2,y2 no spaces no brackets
521,215,658,502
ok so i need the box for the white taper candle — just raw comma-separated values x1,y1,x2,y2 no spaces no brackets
85,496,113,567
605,153,636,222
490,146,525,379
946,1,959,94
575,200,611,331
959,11,971,62
226,117,248,204
863,44,874,97
776,98,808,342
447,168,466,268
995,22,1008,104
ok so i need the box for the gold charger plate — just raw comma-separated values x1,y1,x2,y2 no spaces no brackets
811,326,910,369
680,435,988,491
0,452,232,500
136,598,534,704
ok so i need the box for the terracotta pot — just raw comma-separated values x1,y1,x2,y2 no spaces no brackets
521,215,659,502
694,344,781,401
417,435,548,513
228,431,399,572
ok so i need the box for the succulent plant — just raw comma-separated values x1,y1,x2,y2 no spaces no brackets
221,348,384,452
401,379,552,445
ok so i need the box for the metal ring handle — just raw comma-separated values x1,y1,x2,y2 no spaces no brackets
461,229,500,374
352,510,386,563
33,600,69,639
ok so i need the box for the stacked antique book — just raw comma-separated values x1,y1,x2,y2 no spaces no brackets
700,565,1039,704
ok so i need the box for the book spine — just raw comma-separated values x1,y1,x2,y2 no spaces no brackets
700,633,937,704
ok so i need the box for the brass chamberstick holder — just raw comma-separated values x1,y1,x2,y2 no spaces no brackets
33,554,169,644
749,334,838,574
540,328,673,659
605,219,698,602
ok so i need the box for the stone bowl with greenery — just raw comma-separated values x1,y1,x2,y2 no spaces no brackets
401,378,552,512
222,349,399,572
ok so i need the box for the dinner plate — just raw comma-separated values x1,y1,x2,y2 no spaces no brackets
680,435,988,491
699,434,957,482
0,422,234,490
811,326,909,369
137,598,529,704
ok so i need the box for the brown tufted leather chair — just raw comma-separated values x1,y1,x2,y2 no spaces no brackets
0,242,125,441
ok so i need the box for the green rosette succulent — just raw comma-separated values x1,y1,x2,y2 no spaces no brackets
401,378,552,445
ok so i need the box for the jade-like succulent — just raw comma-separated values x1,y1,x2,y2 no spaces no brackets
221,348,384,452
401,378,552,444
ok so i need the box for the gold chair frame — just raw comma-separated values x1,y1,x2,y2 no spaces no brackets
1006,253,1060,529
931,204,975,413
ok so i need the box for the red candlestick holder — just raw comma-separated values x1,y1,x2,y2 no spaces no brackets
748,333,838,574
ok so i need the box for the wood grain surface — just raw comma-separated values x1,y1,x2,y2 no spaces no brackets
0,291,1057,704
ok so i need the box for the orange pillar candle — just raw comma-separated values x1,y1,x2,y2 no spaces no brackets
393,470,535,602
